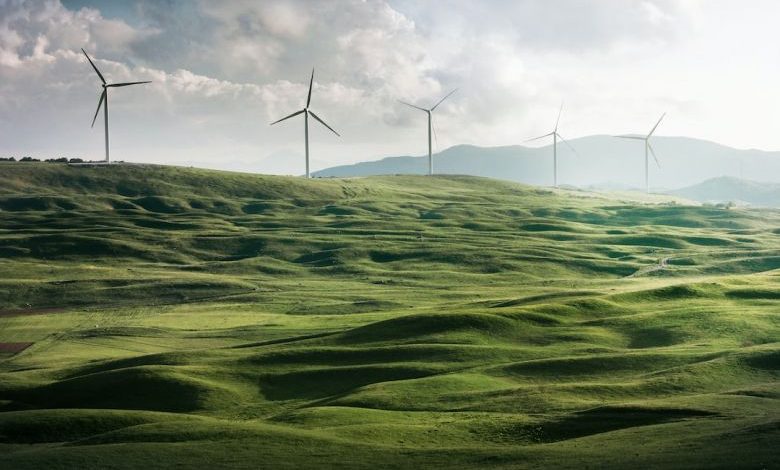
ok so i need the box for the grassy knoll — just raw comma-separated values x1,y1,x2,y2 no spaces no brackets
0,163,777,469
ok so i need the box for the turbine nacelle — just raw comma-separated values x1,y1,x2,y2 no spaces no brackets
614,112,666,170
614,113,667,192
398,88,458,176
81,48,151,162
269,68,340,178
523,102,578,188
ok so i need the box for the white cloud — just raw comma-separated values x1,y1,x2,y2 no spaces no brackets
3,0,780,173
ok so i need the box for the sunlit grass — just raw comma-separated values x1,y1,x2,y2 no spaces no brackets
0,163,777,469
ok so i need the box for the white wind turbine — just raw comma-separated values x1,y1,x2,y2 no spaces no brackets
399,89,458,176
615,113,666,193
524,103,578,188
82,48,151,163
270,69,340,178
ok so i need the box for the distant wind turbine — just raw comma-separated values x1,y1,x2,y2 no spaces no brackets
82,48,151,163
399,89,457,176
524,103,578,188
270,69,340,178
615,113,666,193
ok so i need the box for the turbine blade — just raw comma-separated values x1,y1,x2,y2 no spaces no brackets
107,81,152,87
306,68,314,108
430,88,457,111
398,100,428,112
270,109,305,126
523,132,555,143
556,132,579,156
91,90,106,128
648,142,661,168
308,110,340,137
614,135,645,140
648,112,666,137
82,48,106,84
554,102,563,132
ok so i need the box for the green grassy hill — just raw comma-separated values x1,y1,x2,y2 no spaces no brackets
0,163,778,469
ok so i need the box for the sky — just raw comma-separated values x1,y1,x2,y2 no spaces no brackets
2,0,780,175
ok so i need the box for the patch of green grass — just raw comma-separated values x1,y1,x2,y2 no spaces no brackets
0,163,778,468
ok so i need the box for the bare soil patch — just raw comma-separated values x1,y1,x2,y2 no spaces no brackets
0,308,65,318
0,342,33,354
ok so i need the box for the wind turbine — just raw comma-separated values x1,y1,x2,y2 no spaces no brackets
82,48,151,163
399,89,457,176
615,113,666,193
524,103,578,188
270,69,340,178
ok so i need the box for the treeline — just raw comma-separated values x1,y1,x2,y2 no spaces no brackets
0,157,94,163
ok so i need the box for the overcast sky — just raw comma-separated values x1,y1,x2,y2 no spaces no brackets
2,0,780,175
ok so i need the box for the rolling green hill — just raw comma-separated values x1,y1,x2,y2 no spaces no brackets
0,163,778,469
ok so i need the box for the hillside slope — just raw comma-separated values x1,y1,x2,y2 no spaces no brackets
313,136,780,190
671,176,780,207
0,163,778,469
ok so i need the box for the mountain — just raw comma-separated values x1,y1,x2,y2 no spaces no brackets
670,176,780,207
313,135,780,190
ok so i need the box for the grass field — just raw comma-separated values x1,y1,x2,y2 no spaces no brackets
0,163,777,469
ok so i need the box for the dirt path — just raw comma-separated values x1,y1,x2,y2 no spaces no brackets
627,256,671,278
0,342,34,354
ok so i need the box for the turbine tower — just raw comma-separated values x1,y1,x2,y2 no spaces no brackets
524,103,577,188
399,89,457,176
82,48,151,163
270,69,340,178
615,113,666,193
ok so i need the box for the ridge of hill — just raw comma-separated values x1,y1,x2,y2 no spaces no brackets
313,135,780,191
670,176,780,207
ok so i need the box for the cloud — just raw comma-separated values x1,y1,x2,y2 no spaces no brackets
12,0,777,174
200,0,311,39
0,0,158,67
392,0,697,52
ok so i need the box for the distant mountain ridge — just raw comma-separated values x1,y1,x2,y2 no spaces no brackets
314,135,780,190
670,176,780,207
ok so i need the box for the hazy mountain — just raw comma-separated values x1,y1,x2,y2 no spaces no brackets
313,135,780,190
669,176,780,207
